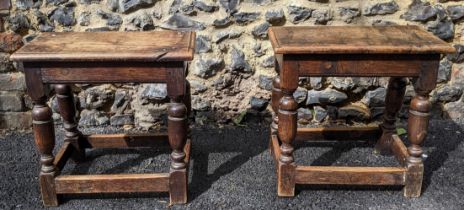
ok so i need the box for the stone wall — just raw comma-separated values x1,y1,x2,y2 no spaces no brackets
0,0,463,130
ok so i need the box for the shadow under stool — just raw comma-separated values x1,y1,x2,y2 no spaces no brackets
267,26,455,197
10,31,195,206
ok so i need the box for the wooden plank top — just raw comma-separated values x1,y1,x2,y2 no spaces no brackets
10,31,195,62
269,26,455,54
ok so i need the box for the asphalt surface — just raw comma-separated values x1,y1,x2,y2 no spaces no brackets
1,120,463,210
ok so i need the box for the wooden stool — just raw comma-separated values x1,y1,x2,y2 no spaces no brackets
10,31,195,206
268,26,455,197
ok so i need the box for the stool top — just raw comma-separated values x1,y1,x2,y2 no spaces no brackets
10,31,195,62
269,26,455,55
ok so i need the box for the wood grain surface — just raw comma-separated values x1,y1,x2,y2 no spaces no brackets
55,174,170,194
295,166,406,185
269,26,455,54
10,31,195,62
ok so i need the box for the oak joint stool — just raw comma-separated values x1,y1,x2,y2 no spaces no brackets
268,26,455,197
10,31,195,206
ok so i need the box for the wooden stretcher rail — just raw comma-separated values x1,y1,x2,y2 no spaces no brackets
55,173,170,194
391,135,409,166
295,166,406,185
82,133,169,148
53,141,74,171
184,139,191,164
296,126,381,141
270,134,281,167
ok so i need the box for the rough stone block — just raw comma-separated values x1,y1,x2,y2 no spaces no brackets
78,109,110,126
297,107,313,125
0,111,32,130
363,1,399,16
110,114,134,126
0,33,23,53
306,89,348,105
249,96,268,111
0,91,24,112
0,53,14,73
0,73,26,91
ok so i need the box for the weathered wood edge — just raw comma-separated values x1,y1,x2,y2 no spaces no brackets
295,166,406,185
82,133,169,148
273,45,456,55
55,173,170,194
9,32,196,62
184,139,191,164
270,134,281,167
268,26,455,55
391,134,409,166
296,126,381,141
268,27,281,51
53,141,74,171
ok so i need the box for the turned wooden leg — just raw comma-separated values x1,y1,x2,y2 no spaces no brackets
277,91,297,196
168,99,188,204
403,94,430,197
275,57,299,197
375,77,407,155
33,99,59,206
271,76,283,135
404,67,437,198
167,67,188,204
24,67,59,206
54,84,85,162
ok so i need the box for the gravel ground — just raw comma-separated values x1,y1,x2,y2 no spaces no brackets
1,120,463,210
